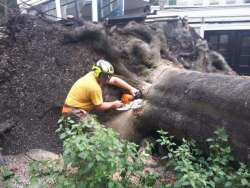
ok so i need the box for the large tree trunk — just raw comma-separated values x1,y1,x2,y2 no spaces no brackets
104,66,250,163
141,67,250,162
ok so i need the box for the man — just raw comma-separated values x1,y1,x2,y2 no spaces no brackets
62,59,139,119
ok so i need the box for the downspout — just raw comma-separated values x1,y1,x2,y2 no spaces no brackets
55,0,62,20
122,0,124,15
74,0,79,18
92,0,98,22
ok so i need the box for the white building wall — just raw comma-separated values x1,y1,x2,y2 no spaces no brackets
148,2,250,37
164,0,248,6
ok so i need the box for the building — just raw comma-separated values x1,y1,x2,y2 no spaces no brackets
18,0,123,21
17,0,148,21
0,0,17,24
148,0,250,75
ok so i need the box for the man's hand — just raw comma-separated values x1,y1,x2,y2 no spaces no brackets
96,100,123,111
112,100,123,109
129,87,140,97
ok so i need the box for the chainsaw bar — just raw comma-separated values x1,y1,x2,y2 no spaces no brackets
116,99,144,111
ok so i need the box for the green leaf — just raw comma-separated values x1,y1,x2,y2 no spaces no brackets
0,166,15,180
241,178,249,186
108,181,116,188
59,133,66,140
225,181,232,187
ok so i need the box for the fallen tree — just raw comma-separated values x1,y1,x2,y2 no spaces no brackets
138,67,250,162
0,14,249,163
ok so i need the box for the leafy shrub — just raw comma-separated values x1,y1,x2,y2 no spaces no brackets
29,116,250,188
55,115,156,188
157,128,250,188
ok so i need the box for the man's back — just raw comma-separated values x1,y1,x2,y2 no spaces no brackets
64,71,103,111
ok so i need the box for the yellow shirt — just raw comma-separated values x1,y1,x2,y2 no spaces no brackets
65,71,103,111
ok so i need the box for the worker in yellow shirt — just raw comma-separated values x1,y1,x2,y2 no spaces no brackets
62,59,139,120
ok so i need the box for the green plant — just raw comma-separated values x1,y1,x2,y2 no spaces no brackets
55,115,156,188
0,165,21,188
157,128,250,188
29,118,250,188
28,159,64,188
0,166,14,181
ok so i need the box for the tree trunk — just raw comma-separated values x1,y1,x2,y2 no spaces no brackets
141,67,250,162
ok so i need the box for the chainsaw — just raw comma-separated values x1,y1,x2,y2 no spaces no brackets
116,90,144,111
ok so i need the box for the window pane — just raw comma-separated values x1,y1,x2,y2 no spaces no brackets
193,0,203,5
220,35,229,44
169,0,177,5
61,2,77,18
176,0,188,6
226,0,236,4
47,9,56,17
242,36,250,47
239,56,250,68
208,35,218,50
209,0,220,5
66,3,77,17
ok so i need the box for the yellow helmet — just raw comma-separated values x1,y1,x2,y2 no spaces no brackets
92,59,114,77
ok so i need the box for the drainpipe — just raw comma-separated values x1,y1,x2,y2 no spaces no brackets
122,0,124,15
92,0,98,22
55,0,62,20
74,0,79,18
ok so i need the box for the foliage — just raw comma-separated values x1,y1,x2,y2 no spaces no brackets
28,117,250,188
0,165,14,181
31,115,156,188
28,159,64,188
156,128,250,188
0,165,21,188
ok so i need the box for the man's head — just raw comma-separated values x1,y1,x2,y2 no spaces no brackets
92,59,114,83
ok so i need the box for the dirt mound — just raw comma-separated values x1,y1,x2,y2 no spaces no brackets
0,13,234,154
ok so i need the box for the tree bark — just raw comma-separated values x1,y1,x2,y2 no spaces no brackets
103,66,250,163
135,67,250,163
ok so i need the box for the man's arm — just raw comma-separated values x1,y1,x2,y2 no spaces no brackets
95,100,123,111
108,76,139,96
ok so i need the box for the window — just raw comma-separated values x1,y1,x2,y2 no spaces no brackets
193,0,203,6
46,9,57,18
99,0,121,19
241,36,250,54
209,0,220,5
176,0,189,6
61,1,77,18
169,0,177,6
40,1,56,12
226,0,236,4
207,35,218,50
220,35,229,44
61,0,75,6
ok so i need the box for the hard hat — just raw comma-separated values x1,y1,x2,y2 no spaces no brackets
92,59,114,77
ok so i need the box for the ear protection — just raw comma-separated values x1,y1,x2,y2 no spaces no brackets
92,65,102,77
